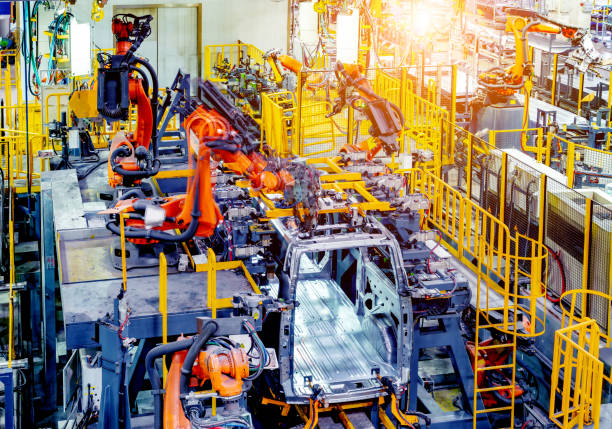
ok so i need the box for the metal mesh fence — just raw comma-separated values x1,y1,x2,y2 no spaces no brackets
572,144,612,190
589,202,612,331
545,179,587,312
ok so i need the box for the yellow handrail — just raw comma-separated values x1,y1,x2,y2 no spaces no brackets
550,319,604,429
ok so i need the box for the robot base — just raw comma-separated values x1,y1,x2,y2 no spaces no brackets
110,237,180,270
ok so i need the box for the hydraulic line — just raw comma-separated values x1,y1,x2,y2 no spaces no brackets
145,337,196,429
179,321,218,417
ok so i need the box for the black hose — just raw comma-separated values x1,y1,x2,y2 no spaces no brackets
145,338,196,429
180,321,218,417
76,160,106,181
118,188,147,201
106,213,199,242
129,65,150,96
133,57,159,158
110,146,161,179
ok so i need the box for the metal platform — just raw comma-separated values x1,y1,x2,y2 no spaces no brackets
291,277,396,398
43,167,253,351
60,269,252,349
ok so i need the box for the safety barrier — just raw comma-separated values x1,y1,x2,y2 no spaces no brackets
489,128,550,164
550,318,605,429
203,43,265,82
261,90,296,157
566,142,612,189
412,168,548,334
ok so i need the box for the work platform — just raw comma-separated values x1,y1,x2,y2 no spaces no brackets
42,168,252,351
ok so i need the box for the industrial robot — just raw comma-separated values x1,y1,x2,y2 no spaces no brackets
96,13,161,189
327,61,404,161
472,5,612,147
101,79,321,269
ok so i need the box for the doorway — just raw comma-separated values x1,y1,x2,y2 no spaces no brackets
114,4,201,88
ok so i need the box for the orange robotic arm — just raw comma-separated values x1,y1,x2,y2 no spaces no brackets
328,62,404,160
478,8,579,96
103,105,306,244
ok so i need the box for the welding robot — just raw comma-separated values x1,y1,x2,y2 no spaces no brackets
101,79,321,269
96,13,161,189
471,4,612,149
327,61,405,161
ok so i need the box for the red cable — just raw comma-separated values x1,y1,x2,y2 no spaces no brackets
545,245,566,304
118,311,130,340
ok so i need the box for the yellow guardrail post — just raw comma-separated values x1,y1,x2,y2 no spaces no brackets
578,72,584,116
296,71,303,156
551,54,558,105
466,133,473,199
400,67,408,152
159,252,168,385
566,141,575,188
8,217,14,369
536,128,544,163
499,152,507,225
347,106,355,151
120,214,128,291
582,198,593,291
207,248,217,319
450,65,457,150
545,131,552,166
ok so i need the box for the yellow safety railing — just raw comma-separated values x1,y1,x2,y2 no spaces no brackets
404,89,450,173
261,90,296,157
298,100,338,157
159,252,168,385
565,141,612,189
550,318,604,429
198,249,261,311
412,167,548,332
204,43,265,82
488,128,550,164
44,92,72,125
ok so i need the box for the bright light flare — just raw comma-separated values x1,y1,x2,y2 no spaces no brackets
413,9,433,36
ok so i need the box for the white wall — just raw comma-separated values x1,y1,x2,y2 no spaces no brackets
36,0,289,77
202,0,288,52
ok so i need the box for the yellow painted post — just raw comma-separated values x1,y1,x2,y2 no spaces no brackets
499,152,507,225
347,106,355,151
538,175,547,246
206,247,217,415
608,69,612,151
8,218,14,368
120,214,127,291
159,253,168,385
450,64,457,132
466,134,473,199
545,131,552,166
295,71,303,156
567,142,575,188
207,248,217,318
551,54,558,105
536,128,543,163
578,73,584,116
400,67,408,152
582,199,593,292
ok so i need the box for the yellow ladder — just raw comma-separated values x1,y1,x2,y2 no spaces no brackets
472,233,548,429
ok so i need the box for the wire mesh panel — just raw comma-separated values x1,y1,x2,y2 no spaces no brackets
295,67,406,158
589,201,612,332
505,152,542,240
544,179,587,311
573,144,612,189
203,44,265,82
